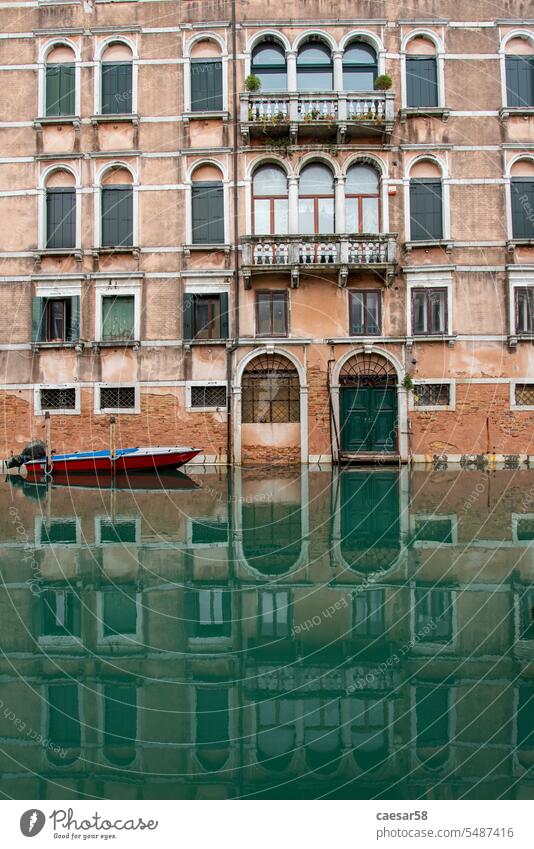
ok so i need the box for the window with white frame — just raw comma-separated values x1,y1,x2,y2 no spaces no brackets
97,385,138,413
44,44,76,117
36,385,79,415
405,37,438,108
515,285,534,333
414,586,453,643
411,287,448,335
190,40,223,112
96,283,140,343
514,383,534,406
185,587,231,638
413,383,450,407
259,590,291,638
188,383,227,410
100,41,133,115
504,37,534,108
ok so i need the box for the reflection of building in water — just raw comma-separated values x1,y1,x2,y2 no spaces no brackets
0,469,532,799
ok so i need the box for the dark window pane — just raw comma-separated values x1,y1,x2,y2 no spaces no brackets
511,179,534,238
191,59,223,111
410,180,443,241
406,56,438,108
516,287,534,333
196,688,229,747
103,587,137,636
101,62,132,114
192,182,224,244
416,687,449,746
41,588,81,637
101,186,133,247
46,64,75,117
506,55,534,108
48,684,80,747
46,188,76,249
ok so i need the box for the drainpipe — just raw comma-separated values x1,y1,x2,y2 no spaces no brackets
227,0,240,468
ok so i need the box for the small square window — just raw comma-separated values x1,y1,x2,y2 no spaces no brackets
256,291,288,337
190,385,227,409
411,288,447,335
101,295,135,342
414,384,450,407
99,386,136,411
40,387,76,411
515,384,534,406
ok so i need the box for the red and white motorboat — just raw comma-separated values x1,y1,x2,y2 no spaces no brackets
21,445,202,476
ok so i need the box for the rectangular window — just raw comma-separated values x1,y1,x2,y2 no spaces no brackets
46,64,75,117
99,518,137,544
40,519,78,545
190,518,229,545
416,687,449,746
349,290,381,336
101,295,135,341
99,386,136,411
103,586,137,637
413,383,450,407
520,588,534,639
506,56,534,108
517,687,534,748
32,296,79,343
190,385,227,409
415,587,453,642
183,293,228,340
411,288,447,335
104,684,137,749
186,588,231,637
46,188,76,249
414,517,453,544
511,179,534,239
406,56,438,108
48,683,80,748
514,384,534,406
40,387,76,411
256,291,288,337
196,688,229,748
410,180,443,241
259,590,291,638
191,182,224,244
190,59,223,112
353,589,385,638
516,287,534,333
41,588,81,637
101,186,133,247
101,62,132,114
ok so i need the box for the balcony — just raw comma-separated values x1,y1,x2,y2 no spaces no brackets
241,233,397,288
240,91,395,143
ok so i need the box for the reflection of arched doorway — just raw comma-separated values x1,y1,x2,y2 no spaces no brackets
339,352,398,454
340,470,400,573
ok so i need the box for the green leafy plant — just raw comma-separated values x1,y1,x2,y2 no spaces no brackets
245,74,261,92
403,374,414,391
374,74,392,91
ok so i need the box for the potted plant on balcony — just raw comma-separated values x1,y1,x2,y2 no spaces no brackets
374,74,392,91
245,74,261,92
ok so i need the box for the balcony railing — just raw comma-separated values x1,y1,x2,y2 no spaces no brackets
240,91,395,142
241,233,397,287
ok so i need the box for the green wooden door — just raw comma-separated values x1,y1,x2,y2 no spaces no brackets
341,387,397,453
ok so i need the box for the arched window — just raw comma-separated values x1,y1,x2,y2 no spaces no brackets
242,353,300,423
351,697,389,772
406,37,438,108
190,39,223,112
253,165,288,235
409,160,443,241
510,159,534,239
345,164,380,233
45,169,76,249
101,167,133,247
416,686,450,770
101,42,133,115
191,164,224,245
343,41,378,91
297,42,333,92
243,500,302,575
103,684,137,767
251,42,287,91
304,699,342,774
45,45,76,117
257,700,296,771
505,38,534,107
298,163,335,234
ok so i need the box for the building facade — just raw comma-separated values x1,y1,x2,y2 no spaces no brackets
1,1,534,464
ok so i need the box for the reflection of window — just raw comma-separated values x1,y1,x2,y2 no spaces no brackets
353,589,384,637
303,698,341,773
256,291,288,337
506,54,534,107
242,355,300,423
99,518,137,544
414,587,453,642
517,686,534,749
297,42,333,91
349,290,380,336
409,179,443,241
102,295,135,342
41,588,81,637
345,165,380,234
343,42,377,91
186,588,231,637
190,518,228,545
259,590,291,637
416,686,449,755
40,519,78,545
516,287,534,333
257,699,295,770
253,165,288,235
102,587,137,637
48,683,80,749
414,517,453,543
519,589,534,639
350,697,388,770
406,55,438,107
104,684,137,765
411,287,447,335
251,43,287,91
191,59,222,112
242,502,302,574
196,688,229,769
413,384,450,407
511,179,534,239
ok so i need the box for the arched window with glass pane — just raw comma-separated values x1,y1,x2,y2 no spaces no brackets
298,163,335,234
345,164,380,233
253,165,288,235
297,42,333,92
251,42,287,91
343,42,378,91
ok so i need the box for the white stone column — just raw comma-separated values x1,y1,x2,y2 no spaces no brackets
333,50,343,92
288,176,299,234
287,51,297,91
334,175,345,233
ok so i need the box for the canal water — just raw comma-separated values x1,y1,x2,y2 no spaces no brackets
0,466,532,800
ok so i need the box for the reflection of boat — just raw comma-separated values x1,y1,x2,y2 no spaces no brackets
8,469,200,494
23,446,201,476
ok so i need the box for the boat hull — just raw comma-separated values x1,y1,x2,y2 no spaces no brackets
24,447,201,476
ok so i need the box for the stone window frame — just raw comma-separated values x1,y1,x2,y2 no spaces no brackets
38,38,82,120
410,513,458,547
34,514,82,549
38,164,82,252
183,32,229,116
34,383,80,416
405,275,453,339
94,278,142,343
94,382,140,415
404,154,451,246
400,30,446,111
185,380,228,412
94,161,139,250
511,513,534,546
409,379,456,412
184,159,230,247
94,514,141,546
95,586,143,646
510,380,534,411
499,30,534,113
93,36,139,116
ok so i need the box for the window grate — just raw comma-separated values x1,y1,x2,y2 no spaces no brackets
515,384,534,406
414,384,450,407
41,387,76,411
100,386,136,410
190,385,227,408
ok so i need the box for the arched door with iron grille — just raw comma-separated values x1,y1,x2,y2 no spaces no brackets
339,353,397,453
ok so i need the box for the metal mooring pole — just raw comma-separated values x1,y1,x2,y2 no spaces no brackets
44,411,51,475
110,416,116,485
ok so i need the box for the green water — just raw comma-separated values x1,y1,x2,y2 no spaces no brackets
0,466,533,800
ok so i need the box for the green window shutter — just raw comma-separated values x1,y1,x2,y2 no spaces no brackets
102,62,132,114
191,182,224,244
101,186,133,247
219,292,229,338
32,297,45,342
46,188,75,249
59,64,75,115
191,59,223,112
45,66,60,116
183,293,195,340
406,56,438,108
511,179,534,238
409,180,443,241
69,295,80,341
506,56,534,108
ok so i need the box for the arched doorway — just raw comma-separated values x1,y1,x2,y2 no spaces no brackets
338,352,398,454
